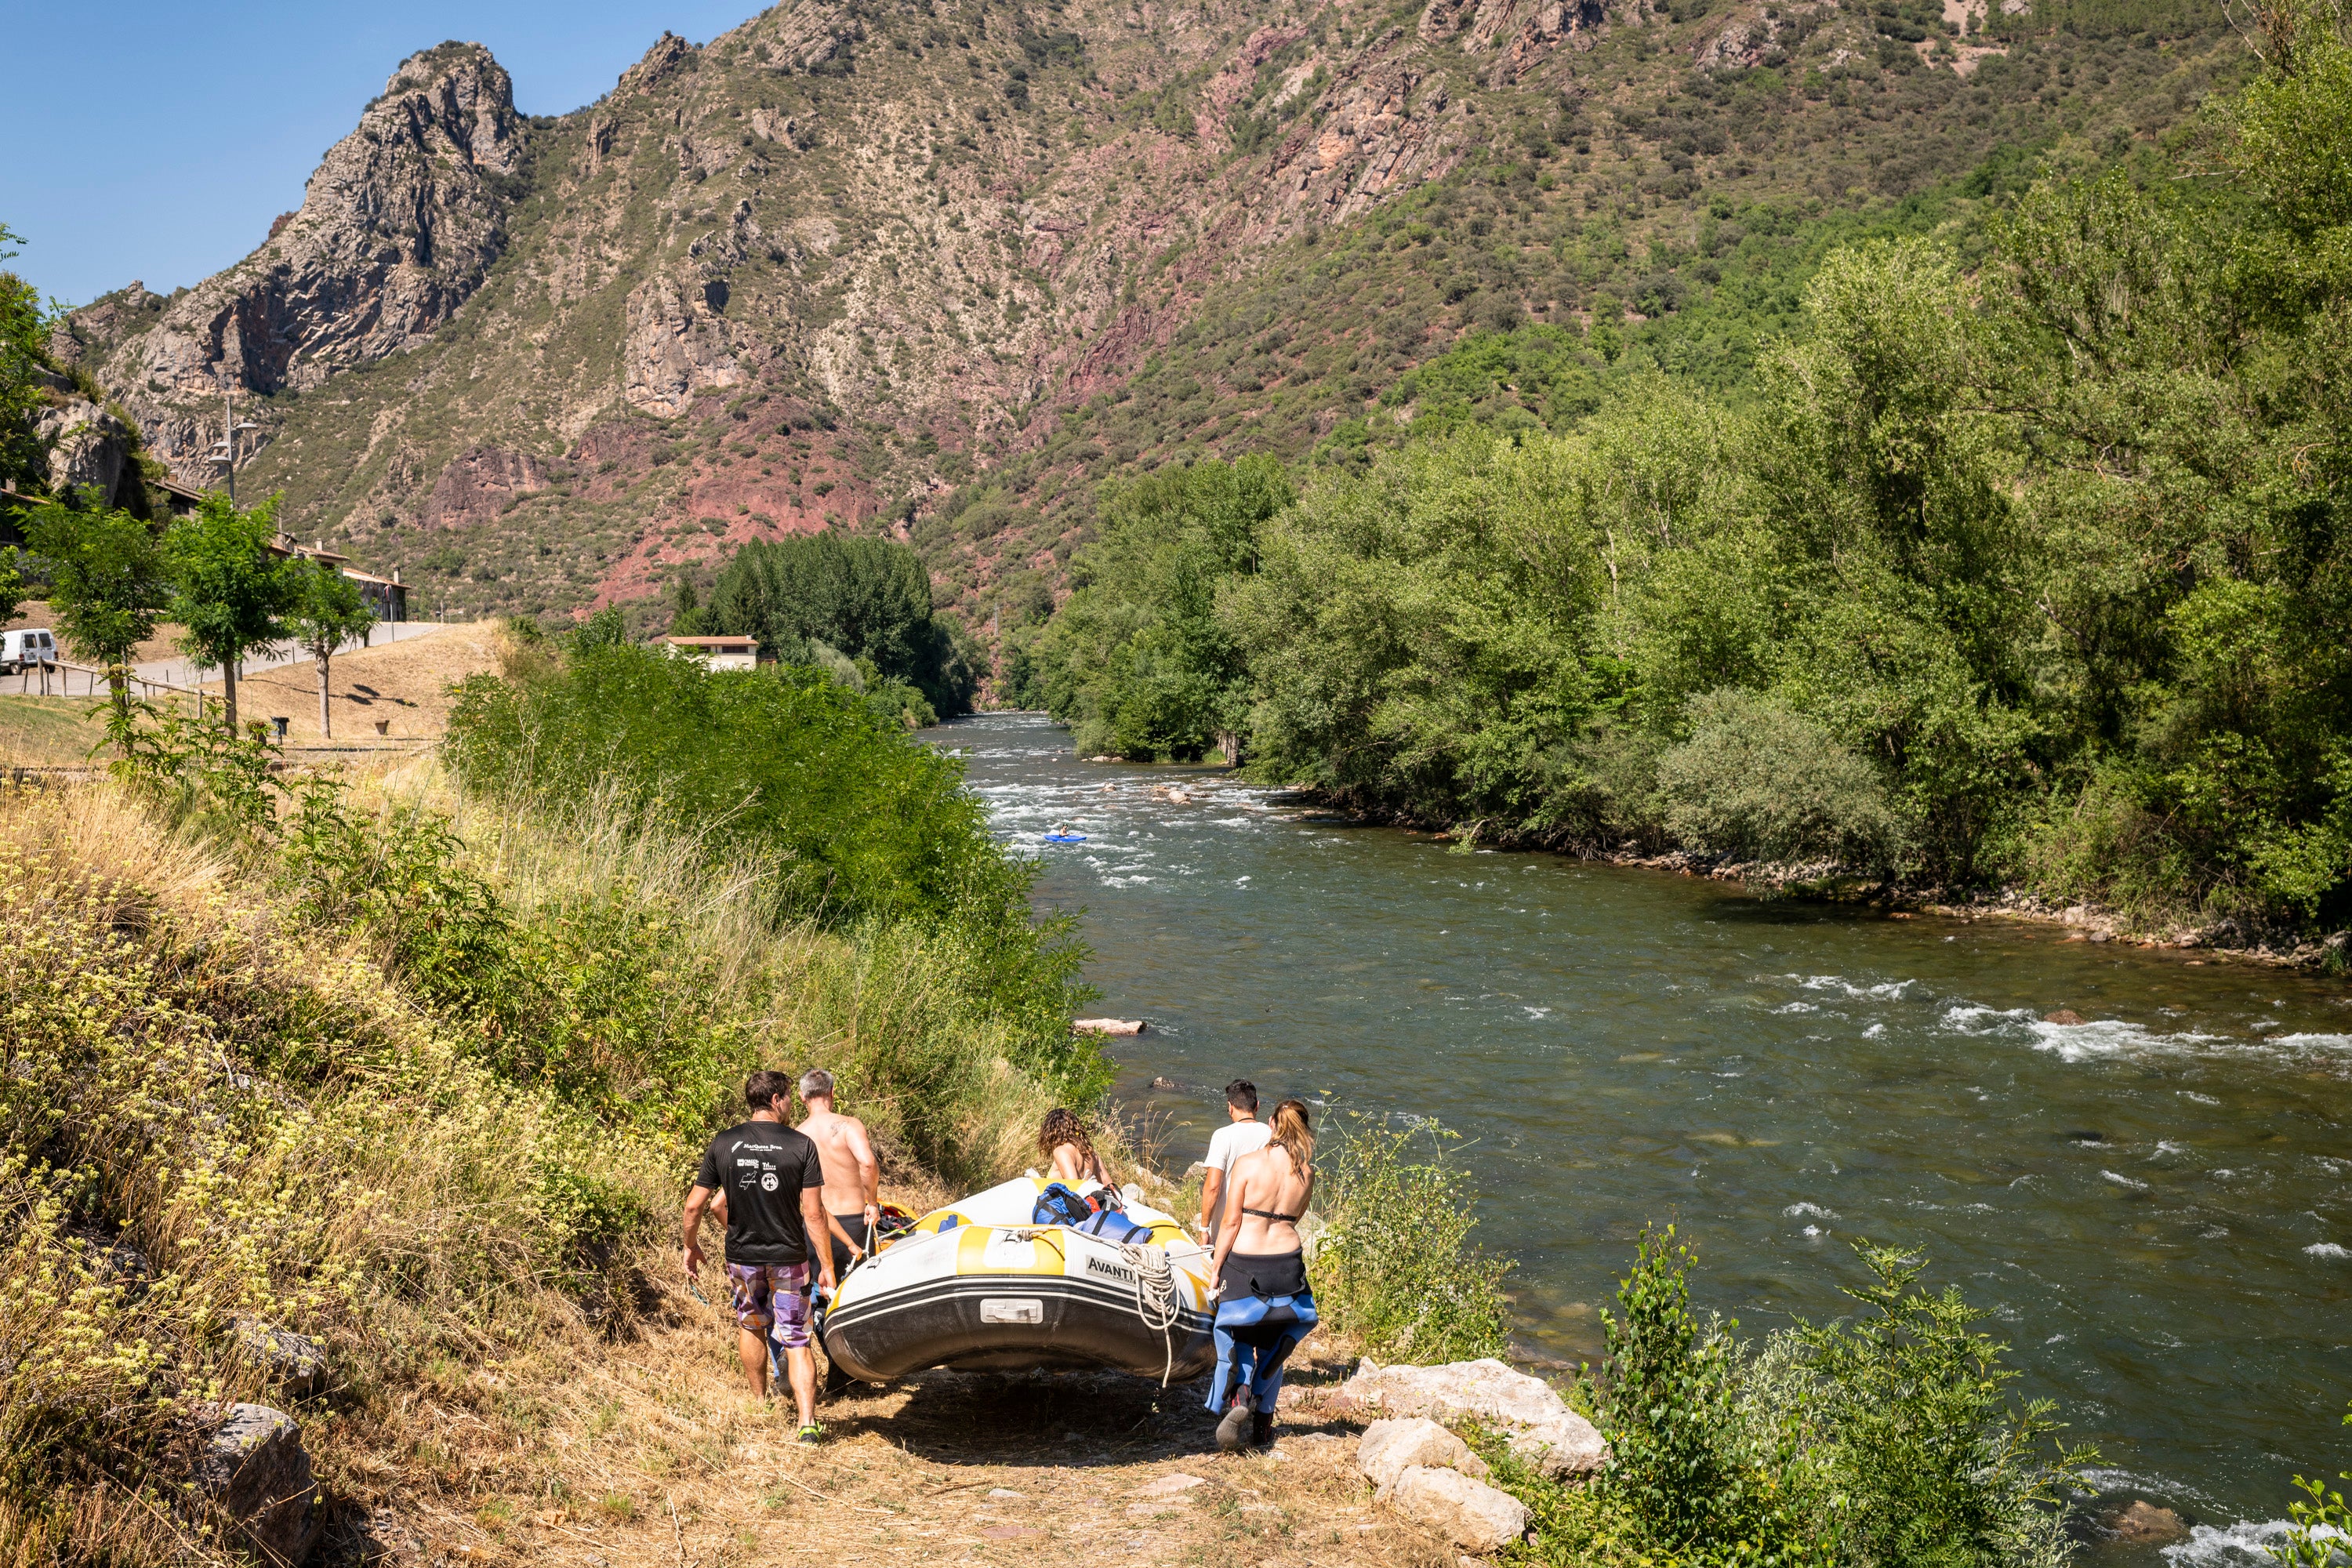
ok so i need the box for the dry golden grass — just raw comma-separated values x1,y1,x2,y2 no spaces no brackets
195,622,502,744
328,1261,1451,1568
0,693,109,766
4,761,1413,1568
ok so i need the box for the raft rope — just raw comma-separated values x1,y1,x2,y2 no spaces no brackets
1121,1242,1184,1386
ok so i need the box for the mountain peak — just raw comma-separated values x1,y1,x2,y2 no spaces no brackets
60,41,527,485
618,31,701,97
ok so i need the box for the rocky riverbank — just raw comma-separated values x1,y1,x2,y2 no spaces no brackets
1348,805,2350,973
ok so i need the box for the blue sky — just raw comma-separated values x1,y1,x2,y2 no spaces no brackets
1,2,765,307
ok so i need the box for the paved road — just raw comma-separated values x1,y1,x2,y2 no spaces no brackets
131,619,453,691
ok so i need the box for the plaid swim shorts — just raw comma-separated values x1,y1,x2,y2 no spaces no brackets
725,1261,813,1349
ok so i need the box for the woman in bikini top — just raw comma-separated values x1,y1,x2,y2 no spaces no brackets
1038,1106,1114,1190
1211,1099,1315,1303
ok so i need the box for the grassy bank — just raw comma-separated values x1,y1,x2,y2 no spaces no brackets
0,622,1122,1560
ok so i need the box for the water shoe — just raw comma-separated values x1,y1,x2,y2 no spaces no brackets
1214,1389,1254,1453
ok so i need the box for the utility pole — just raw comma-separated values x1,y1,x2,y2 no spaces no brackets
207,374,260,505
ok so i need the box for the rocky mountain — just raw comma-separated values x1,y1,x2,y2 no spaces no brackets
57,0,2237,633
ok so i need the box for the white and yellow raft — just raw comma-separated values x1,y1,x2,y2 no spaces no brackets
821,1176,1218,1383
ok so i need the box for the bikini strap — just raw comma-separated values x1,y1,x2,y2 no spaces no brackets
1240,1206,1301,1222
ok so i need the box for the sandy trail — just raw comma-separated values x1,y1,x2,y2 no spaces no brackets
342,1275,1452,1568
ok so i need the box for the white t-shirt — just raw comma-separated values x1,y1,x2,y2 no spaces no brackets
1205,1119,1272,1174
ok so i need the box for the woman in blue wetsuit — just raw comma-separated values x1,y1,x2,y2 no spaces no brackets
1205,1098,1319,1451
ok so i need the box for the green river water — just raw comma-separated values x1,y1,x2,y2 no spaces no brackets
934,712,2352,1563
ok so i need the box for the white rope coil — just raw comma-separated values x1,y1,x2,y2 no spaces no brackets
1122,1242,1183,1386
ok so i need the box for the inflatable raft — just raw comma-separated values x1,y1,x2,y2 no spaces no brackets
821,1176,1218,1383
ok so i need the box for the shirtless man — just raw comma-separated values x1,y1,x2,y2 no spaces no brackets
797,1069,880,1280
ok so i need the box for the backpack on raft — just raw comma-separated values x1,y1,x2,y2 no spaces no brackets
1032,1182,1096,1227
1073,1208,1156,1244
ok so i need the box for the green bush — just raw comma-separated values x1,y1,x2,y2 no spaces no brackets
1796,1245,2086,1568
1567,1232,2085,1568
1312,1118,1512,1364
2269,1401,2352,1567
1656,690,1907,869
443,641,1102,1093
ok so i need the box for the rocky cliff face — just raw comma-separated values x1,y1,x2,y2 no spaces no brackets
65,0,2215,631
78,43,525,486
76,0,1549,614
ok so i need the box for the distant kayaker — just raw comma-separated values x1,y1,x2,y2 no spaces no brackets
1196,1079,1271,1247
1040,1107,1115,1190
1207,1098,1319,1452
681,1071,839,1444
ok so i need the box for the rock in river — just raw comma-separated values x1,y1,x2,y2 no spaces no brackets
2107,1499,2190,1544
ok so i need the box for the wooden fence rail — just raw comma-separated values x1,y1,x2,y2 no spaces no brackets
12,658,221,713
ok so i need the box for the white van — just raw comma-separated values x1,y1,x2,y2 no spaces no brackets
2,628,58,673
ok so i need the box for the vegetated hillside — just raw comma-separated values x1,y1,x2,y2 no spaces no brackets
55,0,2236,638
1008,0,2352,949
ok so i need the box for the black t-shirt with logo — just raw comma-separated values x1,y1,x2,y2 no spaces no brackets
694,1120,826,1265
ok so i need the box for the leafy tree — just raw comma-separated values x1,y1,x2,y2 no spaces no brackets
0,544,21,628
705,532,978,717
166,492,299,732
666,575,712,635
285,556,375,739
568,603,627,651
22,493,172,723
0,223,51,495
1982,0,2352,924
1023,455,1291,760
1225,429,1605,825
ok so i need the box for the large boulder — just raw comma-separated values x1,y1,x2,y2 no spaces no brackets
1388,1465,1529,1552
1342,1358,1607,1477
198,1403,320,1565
1358,1416,1490,1494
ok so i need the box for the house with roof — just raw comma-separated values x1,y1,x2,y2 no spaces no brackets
659,633,760,671
267,533,408,622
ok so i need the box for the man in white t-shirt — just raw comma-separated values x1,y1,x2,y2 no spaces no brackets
1197,1079,1272,1246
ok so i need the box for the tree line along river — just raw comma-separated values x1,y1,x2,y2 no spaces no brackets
932,712,2352,1566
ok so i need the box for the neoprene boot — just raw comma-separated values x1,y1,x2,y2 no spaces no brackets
1250,1410,1276,1449
1215,1388,1255,1452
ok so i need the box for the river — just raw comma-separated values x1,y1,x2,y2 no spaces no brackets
930,712,2352,1564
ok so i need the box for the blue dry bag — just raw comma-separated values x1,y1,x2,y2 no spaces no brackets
1074,1209,1156,1244
1031,1182,1095,1227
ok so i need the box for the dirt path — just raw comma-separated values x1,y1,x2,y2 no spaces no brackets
347,1286,1456,1568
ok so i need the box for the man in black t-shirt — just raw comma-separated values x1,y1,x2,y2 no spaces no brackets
683,1069,837,1439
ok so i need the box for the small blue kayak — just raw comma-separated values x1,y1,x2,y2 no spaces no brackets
1042,833,1087,844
